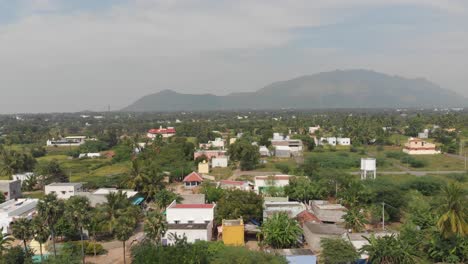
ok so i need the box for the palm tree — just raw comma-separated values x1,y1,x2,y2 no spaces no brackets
126,159,145,191
437,183,468,238
360,234,417,264
144,211,167,245
32,216,49,263
0,227,14,257
65,196,91,264
36,193,64,257
260,212,302,249
102,190,131,234
11,218,33,255
343,207,368,232
114,215,136,264
154,189,182,210
86,208,105,257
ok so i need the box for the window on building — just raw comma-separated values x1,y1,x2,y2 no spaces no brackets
174,220,180,224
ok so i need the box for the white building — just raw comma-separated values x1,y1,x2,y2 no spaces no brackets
337,137,351,146
12,172,34,183
310,200,347,224
209,138,225,149
0,198,38,234
78,153,102,159
45,182,83,199
259,146,271,157
274,146,291,158
212,157,228,168
254,175,291,193
218,180,252,191
308,126,321,134
46,136,87,147
361,158,376,180
318,137,351,146
76,188,139,207
163,201,216,245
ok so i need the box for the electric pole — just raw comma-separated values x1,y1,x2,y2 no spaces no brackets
382,202,385,231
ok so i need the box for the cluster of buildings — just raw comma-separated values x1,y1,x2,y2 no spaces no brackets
269,133,303,158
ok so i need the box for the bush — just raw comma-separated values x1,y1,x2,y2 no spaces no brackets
406,157,427,168
274,163,290,174
403,177,444,196
447,173,468,183
60,241,106,256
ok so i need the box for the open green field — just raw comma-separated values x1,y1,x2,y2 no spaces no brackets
36,155,131,187
210,167,233,180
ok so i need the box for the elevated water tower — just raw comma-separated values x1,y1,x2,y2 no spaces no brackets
361,158,376,180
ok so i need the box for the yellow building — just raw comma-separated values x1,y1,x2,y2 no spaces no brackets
222,219,244,246
198,160,209,174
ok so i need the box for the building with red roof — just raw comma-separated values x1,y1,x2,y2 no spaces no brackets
183,172,204,188
147,126,176,139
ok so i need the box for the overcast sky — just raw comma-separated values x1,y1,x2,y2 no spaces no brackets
0,0,467,113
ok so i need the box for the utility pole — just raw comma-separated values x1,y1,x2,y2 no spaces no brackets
382,202,385,231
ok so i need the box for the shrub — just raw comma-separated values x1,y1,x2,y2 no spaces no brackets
403,177,444,195
274,163,290,174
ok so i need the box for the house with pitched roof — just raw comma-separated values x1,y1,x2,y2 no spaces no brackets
183,172,204,188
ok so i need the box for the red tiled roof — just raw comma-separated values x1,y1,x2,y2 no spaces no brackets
255,175,290,181
148,128,176,134
183,172,204,182
296,210,321,226
220,180,245,186
172,204,215,209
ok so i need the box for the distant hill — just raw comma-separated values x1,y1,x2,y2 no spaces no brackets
122,70,467,112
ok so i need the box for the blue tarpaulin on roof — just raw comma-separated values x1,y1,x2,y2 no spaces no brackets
132,197,144,205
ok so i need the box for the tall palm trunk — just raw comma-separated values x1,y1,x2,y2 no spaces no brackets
93,231,97,257
51,227,57,257
123,241,126,264
80,227,85,264
39,243,43,263
23,239,28,255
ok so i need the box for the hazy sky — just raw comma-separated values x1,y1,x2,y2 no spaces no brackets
0,0,467,113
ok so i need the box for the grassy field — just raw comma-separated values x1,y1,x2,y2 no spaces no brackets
210,167,233,180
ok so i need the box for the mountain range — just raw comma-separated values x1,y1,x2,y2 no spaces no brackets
122,70,467,112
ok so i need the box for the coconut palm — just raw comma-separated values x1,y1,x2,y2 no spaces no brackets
437,183,468,238
86,208,105,257
360,234,417,264
144,211,167,245
0,227,14,257
154,189,182,210
343,207,368,232
102,190,132,234
260,212,302,249
36,193,64,257
65,196,91,264
11,218,33,255
32,216,49,263
114,215,136,264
